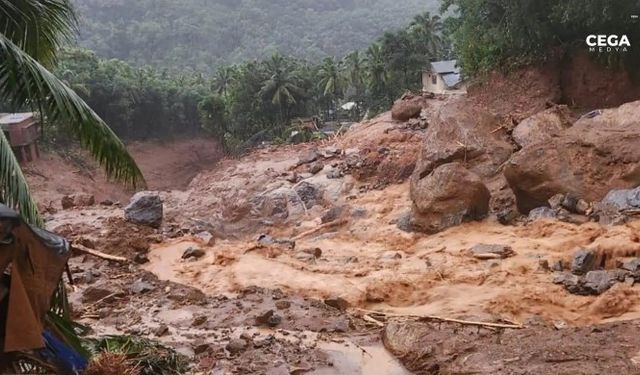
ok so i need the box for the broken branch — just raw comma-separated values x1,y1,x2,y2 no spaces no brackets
354,308,524,329
72,244,128,263
292,219,348,241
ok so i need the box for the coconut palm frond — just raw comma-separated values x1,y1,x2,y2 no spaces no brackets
0,0,77,66
0,35,145,188
0,131,42,226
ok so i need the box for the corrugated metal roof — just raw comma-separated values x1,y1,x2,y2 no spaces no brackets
0,112,35,125
441,72,462,88
430,60,459,74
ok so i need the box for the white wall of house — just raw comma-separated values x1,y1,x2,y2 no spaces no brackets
422,71,447,94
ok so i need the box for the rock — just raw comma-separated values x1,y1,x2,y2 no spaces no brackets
154,324,169,337
275,300,291,310
512,105,574,148
548,193,565,210
100,199,114,206
319,146,341,158
294,181,321,208
295,252,317,263
575,199,590,215
552,260,564,272
252,335,273,348
394,211,413,232
195,231,215,246
621,258,640,273
470,244,515,259
133,253,149,264
226,338,248,354
324,297,349,311
497,208,519,225
594,187,640,225
391,97,423,122
297,150,319,166
321,206,346,224
308,162,324,175
61,193,95,209
191,316,207,327
410,162,490,233
412,100,513,182
380,251,403,260
528,207,557,221
257,234,295,250
182,247,205,260
300,247,322,258
255,310,282,327
505,100,640,213
582,270,615,295
129,280,154,294
326,168,343,179
571,250,596,275
193,343,211,355
124,191,163,228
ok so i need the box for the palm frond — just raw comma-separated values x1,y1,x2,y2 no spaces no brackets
0,0,77,66
0,35,145,188
0,131,42,226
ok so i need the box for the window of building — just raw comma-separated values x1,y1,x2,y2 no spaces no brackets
431,74,437,85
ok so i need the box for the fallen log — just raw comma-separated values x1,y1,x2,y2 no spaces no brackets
72,244,128,263
354,308,524,329
292,219,348,241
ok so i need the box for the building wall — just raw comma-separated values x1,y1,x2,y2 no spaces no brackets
422,71,448,94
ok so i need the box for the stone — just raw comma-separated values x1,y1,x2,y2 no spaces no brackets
182,247,205,260
294,181,321,208
381,251,403,260
193,343,211,355
505,101,640,213
133,253,149,264
252,335,273,348
129,280,154,294
195,231,215,246
552,260,564,272
308,162,324,175
582,270,615,295
548,193,565,209
124,191,163,228
621,258,640,273
61,193,95,209
410,162,490,234
512,105,574,148
571,250,596,275
595,187,640,225
300,247,322,258
470,244,515,259
326,168,343,179
154,324,169,337
321,206,345,224
255,310,282,327
497,208,519,225
324,297,349,311
257,234,295,250
575,199,590,215
391,97,423,122
226,338,248,354
394,211,413,232
275,300,291,310
191,316,208,327
528,207,557,221
297,150,319,166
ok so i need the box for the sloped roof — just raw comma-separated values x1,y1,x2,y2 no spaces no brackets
0,112,35,125
441,72,462,88
430,60,459,74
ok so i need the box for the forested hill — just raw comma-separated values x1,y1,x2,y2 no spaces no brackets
72,0,438,72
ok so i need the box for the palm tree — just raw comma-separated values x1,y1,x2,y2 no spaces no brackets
317,57,346,120
343,51,366,118
0,0,144,225
259,53,303,126
409,12,444,58
212,65,235,99
365,42,389,97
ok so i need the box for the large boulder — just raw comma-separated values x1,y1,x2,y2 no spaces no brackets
391,95,424,122
512,105,575,148
505,100,640,213
410,162,490,233
124,191,163,228
412,99,513,181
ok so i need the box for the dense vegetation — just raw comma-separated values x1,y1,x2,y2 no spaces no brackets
72,0,439,72
57,12,449,151
443,0,640,75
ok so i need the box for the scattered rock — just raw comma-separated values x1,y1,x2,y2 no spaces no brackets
154,324,169,337
621,259,640,273
252,335,273,348
321,206,346,224
193,343,211,355
326,168,343,179
129,280,155,294
182,247,205,260
394,211,413,232
410,162,490,233
308,162,324,175
191,316,207,327
275,300,291,310
124,191,163,228
297,150,319,166
195,231,215,246
594,187,640,225
582,270,616,295
528,207,557,221
294,181,321,208
255,310,282,327
133,253,150,264
257,234,295,250
571,250,596,275
380,251,403,260
470,244,515,259
61,193,96,209
81,286,117,304
552,260,564,272
497,207,519,225
324,297,349,311
512,105,575,148
226,338,248,354
300,247,322,258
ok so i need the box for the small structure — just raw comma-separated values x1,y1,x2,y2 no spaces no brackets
0,113,40,162
422,60,465,94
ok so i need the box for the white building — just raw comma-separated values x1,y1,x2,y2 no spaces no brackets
422,60,465,94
